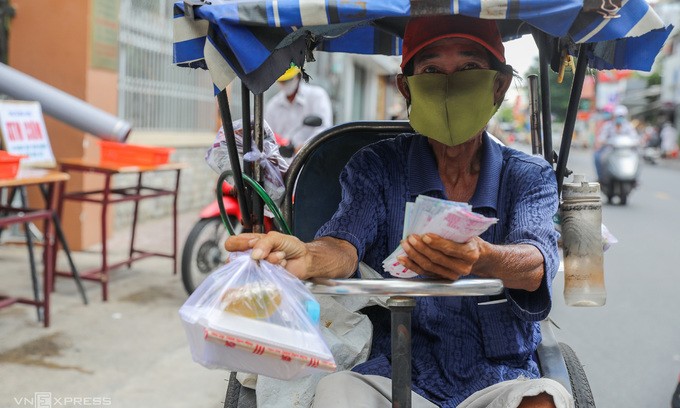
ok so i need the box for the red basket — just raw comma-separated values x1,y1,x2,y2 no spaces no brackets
99,140,174,166
0,150,23,179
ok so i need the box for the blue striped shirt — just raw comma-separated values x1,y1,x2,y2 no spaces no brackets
316,132,560,407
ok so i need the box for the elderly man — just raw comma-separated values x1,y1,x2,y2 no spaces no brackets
227,14,572,408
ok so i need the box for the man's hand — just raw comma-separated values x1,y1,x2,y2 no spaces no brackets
225,232,358,280
399,233,545,291
225,231,310,279
398,233,483,280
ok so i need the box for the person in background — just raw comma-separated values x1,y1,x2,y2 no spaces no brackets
593,105,638,181
227,14,571,408
659,119,679,158
264,66,333,152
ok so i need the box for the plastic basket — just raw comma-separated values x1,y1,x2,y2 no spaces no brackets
99,140,174,166
0,151,23,179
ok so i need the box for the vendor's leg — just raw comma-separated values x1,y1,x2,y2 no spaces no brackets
457,377,574,408
313,371,437,408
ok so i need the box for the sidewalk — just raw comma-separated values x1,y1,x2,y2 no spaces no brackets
0,212,229,408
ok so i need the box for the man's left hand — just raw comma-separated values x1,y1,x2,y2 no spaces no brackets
398,233,484,280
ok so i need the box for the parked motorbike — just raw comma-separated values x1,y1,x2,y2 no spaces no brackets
597,135,641,205
642,131,663,164
642,145,662,165
181,181,242,294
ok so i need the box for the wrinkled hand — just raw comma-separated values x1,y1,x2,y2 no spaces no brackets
225,231,310,279
398,233,483,280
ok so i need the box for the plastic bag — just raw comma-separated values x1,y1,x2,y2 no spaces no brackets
205,119,288,203
179,251,336,380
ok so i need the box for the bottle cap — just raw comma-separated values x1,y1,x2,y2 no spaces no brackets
305,299,320,325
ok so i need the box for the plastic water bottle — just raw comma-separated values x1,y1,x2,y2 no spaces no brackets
561,174,606,307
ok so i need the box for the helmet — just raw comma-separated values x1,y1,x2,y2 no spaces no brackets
277,66,300,82
614,105,628,117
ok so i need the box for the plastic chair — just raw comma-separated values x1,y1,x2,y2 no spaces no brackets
225,121,594,407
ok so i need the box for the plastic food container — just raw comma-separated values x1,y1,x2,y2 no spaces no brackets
180,306,336,380
0,151,23,179
99,140,174,165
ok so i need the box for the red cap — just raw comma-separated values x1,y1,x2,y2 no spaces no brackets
401,15,505,70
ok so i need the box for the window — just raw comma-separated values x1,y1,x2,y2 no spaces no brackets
118,0,215,131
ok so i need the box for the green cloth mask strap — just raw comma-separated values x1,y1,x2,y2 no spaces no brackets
406,70,501,146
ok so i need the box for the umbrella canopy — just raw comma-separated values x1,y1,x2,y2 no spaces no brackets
173,0,672,94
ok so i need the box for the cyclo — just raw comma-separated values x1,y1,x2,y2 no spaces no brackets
173,1,670,407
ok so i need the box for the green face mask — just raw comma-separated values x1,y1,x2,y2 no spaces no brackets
406,70,501,146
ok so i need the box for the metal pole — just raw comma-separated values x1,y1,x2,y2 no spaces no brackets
536,31,554,165
217,89,252,231
0,63,131,141
528,74,543,157
252,94,265,233
241,85,254,223
388,296,415,408
556,44,591,196
242,86,252,163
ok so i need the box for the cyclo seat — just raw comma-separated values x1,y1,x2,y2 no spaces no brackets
225,121,594,407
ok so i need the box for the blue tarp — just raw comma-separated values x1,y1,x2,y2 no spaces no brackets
172,0,672,94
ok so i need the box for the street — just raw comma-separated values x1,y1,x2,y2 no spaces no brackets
541,145,680,407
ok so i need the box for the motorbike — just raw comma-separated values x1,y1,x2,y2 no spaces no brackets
597,135,641,205
180,181,241,294
642,131,663,165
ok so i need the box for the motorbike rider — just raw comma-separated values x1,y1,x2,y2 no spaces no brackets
594,105,639,182
264,66,333,152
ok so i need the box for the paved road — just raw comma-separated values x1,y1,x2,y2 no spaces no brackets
0,212,229,408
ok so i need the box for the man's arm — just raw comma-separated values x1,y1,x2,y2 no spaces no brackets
224,232,358,280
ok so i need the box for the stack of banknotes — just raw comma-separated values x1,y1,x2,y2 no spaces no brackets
383,195,497,278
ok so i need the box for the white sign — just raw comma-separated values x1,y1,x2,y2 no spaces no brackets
0,101,56,167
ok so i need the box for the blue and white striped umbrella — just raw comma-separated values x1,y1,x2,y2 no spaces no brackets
173,0,672,94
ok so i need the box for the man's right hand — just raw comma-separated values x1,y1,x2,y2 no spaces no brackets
225,232,358,280
225,232,310,279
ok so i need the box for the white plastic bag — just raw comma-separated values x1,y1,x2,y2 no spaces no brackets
179,251,336,380
205,119,288,203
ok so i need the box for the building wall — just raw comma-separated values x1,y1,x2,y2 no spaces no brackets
9,0,103,249
8,0,218,250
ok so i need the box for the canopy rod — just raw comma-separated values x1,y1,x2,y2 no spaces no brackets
252,93,266,233
528,74,543,157
241,85,254,223
217,88,252,231
536,32,555,165
556,43,591,196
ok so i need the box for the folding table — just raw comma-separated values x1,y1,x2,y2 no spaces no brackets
55,158,187,301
